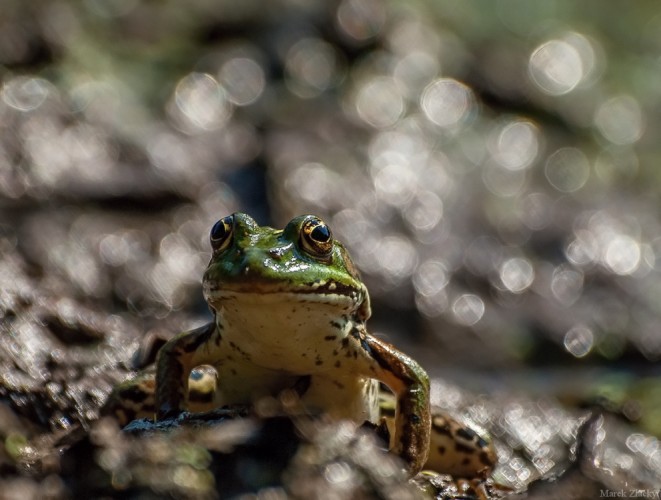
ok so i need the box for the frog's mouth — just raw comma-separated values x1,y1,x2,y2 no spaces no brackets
203,280,365,308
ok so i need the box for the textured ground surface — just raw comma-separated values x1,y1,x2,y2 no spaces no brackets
2,1,661,498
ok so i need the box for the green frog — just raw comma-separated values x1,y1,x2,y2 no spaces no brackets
103,213,496,480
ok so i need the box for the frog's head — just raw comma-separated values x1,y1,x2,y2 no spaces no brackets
202,213,371,321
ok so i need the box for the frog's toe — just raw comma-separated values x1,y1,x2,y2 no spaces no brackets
412,471,511,500
157,404,184,421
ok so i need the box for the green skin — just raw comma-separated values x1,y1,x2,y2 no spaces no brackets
154,213,431,473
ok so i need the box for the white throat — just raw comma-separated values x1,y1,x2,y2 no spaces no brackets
216,292,355,374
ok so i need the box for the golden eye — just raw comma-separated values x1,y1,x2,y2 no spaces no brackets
210,215,234,253
300,217,333,259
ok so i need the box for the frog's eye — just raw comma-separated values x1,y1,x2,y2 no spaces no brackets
210,215,234,253
300,217,333,259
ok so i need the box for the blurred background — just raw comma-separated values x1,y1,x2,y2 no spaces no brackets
2,0,661,494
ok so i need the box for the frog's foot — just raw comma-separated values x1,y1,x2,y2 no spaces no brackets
377,391,496,478
102,365,219,427
410,412,512,499
425,413,496,477
412,471,513,500
101,368,157,426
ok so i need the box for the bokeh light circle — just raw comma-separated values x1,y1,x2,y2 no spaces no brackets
544,147,590,193
420,78,474,128
594,95,645,145
172,73,231,131
452,294,485,326
529,39,583,95
355,76,405,128
563,325,594,357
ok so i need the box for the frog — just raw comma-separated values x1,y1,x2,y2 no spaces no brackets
102,213,496,483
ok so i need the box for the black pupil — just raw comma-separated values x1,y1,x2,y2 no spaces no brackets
211,218,229,241
311,224,330,242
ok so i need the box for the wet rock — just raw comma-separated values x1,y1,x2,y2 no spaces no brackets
0,251,140,433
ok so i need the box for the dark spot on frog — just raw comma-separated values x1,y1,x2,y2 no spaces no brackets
462,457,471,466
480,452,492,466
333,380,344,389
438,446,446,455
188,389,214,403
324,335,336,341
455,443,475,455
334,360,341,368
341,338,349,348
329,320,343,329
456,427,477,442
228,341,250,360
350,326,373,359
230,368,237,375
315,355,323,366
332,349,338,356
119,385,150,403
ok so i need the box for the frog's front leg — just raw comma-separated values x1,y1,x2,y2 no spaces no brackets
348,326,431,474
155,322,218,419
